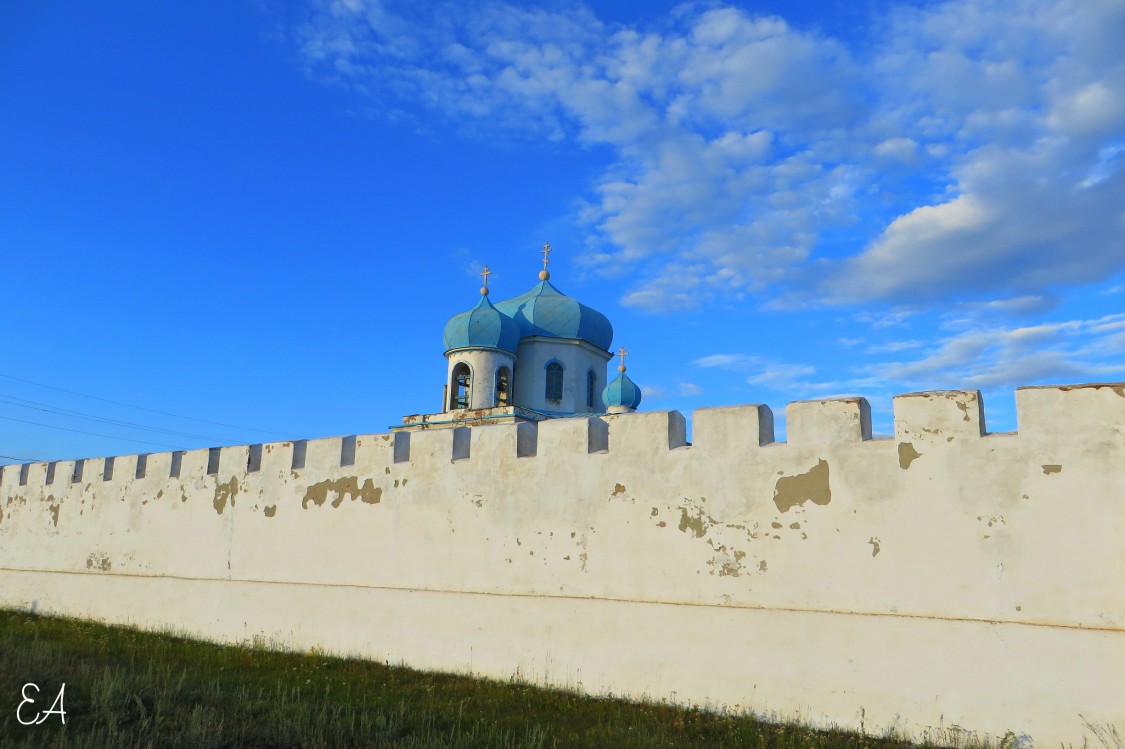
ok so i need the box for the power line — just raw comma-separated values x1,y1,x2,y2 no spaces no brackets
0,414,198,450
0,372,301,438
0,393,240,443
0,453,37,462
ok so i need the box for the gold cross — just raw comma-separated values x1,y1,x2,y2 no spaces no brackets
541,242,552,270
480,265,491,294
617,346,629,371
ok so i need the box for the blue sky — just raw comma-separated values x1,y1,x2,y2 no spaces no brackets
2,0,1124,464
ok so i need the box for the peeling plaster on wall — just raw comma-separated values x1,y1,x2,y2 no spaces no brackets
612,483,626,496
263,505,277,517
1042,465,1062,475
677,506,711,538
869,538,881,557
85,553,111,571
710,546,746,577
48,503,60,527
213,477,239,515
773,459,831,513
955,400,971,422
898,442,922,470
302,477,382,509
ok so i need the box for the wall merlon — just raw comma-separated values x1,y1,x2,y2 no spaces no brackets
604,410,687,454
469,421,537,460
258,441,295,474
538,416,607,455
408,427,460,465
216,445,250,482
141,451,174,482
893,390,985,442
1016,382,1125,442
303,436,344,472
352,434,397,473
786,397,872,445
691,404,775,452
178,448,212,479
50,460,75,486
22,462,43,486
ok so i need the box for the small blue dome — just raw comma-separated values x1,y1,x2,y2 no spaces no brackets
603,370,642,410
443,294,521,354
494,280,613,351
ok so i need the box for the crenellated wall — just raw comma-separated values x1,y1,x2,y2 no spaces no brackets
1,384,1123,746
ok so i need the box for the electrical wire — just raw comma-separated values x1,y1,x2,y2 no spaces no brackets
0,393,239,443
0,414,201,450
0,372,301,438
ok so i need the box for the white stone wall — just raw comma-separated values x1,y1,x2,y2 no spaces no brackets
510,337,611,414
1,384,1123,746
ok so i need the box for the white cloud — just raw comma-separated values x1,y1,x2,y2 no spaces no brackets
695,310,1125,404
747,363,816,389
827,0,1125,304
876,315,1125,390
679,382,704,396
293,0,1125,311
873,137,918,163
867,340,924,354
692,353,760,370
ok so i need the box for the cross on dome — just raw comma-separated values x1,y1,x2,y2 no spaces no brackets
539,242,551,281
480,265,492,295
617,346,629,372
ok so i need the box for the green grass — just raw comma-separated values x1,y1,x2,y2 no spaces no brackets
0,609,1000,749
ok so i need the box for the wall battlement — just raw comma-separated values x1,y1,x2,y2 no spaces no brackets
4,383,1124,488
2,384,1123,745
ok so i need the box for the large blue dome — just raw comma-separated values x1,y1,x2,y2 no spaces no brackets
443,294,521,354
494,280,613,351
603,370,642,410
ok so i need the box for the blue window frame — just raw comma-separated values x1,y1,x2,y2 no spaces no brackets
545,361,564,402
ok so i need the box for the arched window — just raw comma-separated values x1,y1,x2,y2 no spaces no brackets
586,370,597,409
495,366,511,406
544,361,564,402
450,363,471,410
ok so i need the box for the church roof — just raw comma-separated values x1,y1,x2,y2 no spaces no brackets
603,370,642,409
443,294,521,354
494,280,614,351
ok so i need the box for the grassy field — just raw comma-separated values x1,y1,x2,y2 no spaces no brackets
0,609,1009,749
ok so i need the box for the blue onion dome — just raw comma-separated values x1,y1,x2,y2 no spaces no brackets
603,369,642,410
443,293,521,354
494,279,613,351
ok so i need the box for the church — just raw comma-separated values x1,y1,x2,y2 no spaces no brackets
399,244,642,430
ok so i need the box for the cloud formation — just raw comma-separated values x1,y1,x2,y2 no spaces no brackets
693,311,1125,404
295,0,1125,311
